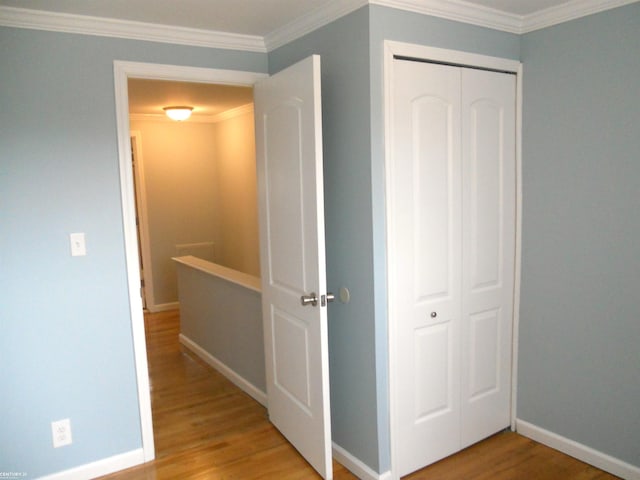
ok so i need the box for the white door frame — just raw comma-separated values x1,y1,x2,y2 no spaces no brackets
113,60,267,461
130,130,154,310
383,40,523,480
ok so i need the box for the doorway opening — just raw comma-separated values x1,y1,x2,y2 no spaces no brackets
126,76,269,465
115,59,335,478
114,61,267,460
127,77,259,313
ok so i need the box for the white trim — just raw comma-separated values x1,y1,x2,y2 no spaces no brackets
368,0,639,34
332,443,392,480
130,130,155,311
180,333,267,406
146,301,180,313
38,448,144,480
210,103,254,123
383,40,522,480
522,0,639,33
0,6,265,52
511,64,523,431
373,0,523,33
113,61,155,463
383,41,400,480
516,419,640,480
114,60,267,463
1,1,637,52
264,0,367,51
114,60,267,85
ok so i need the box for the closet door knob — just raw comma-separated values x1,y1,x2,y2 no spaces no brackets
430,312,437,318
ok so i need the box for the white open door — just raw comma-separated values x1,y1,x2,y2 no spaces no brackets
254,55,333,479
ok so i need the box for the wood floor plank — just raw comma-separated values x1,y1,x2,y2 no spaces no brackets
96,310,619,479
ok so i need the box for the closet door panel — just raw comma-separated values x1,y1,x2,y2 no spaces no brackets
460,68,516,447
468,99,502,291
391,60,462,477
414,96,455,302
390,58,516,476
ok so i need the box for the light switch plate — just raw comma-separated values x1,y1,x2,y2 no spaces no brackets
70,233,86,256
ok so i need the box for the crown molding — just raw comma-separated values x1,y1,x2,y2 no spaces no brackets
1,1,637,53
372,0,523,33
372,0,639,34
265,0,368,51
264,0,524,49
521,0,639,33
210,103,254,123
0,6,266,52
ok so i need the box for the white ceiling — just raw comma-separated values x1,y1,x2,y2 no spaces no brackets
128,79,253,116
0,0,578,36
0,0,333,36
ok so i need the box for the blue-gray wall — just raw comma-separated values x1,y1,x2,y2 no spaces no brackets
0,26,265,478
3,2,639,477
269,6,384,472
270,5,522,474
176,262,265,393
519,3,640,467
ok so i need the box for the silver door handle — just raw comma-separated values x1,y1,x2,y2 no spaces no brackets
301,292,318,307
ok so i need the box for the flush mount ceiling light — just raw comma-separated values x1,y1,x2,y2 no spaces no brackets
163,106,193,121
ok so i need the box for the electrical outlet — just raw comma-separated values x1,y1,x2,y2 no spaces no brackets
51,418,72,448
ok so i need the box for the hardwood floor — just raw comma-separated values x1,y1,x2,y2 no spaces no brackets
402,433,619,480
97,310,618,479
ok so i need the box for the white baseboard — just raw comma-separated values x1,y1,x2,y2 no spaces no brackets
38,448,144,480
179,333,267,407
332,442,392,480
516,419,640,480
147,301,179,313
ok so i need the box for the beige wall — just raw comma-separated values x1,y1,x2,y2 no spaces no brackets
130,120,220,306
131,109,259,307
214,110,260,277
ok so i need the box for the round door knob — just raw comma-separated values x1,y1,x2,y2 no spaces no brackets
300,292,318,307
430,312,437,318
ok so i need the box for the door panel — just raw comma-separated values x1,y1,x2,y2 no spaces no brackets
263,101,307,293
255,55,332,479
461,68,516,448
414,96,456,302
468,100,503,290
392,60,462,476
414,323,453,419
468,308,501,400
390,59,516,476
272,307,312,410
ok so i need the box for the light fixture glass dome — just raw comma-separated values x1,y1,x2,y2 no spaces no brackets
163,106,193,121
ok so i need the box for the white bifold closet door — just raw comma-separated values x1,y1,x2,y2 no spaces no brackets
390,58,516,477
